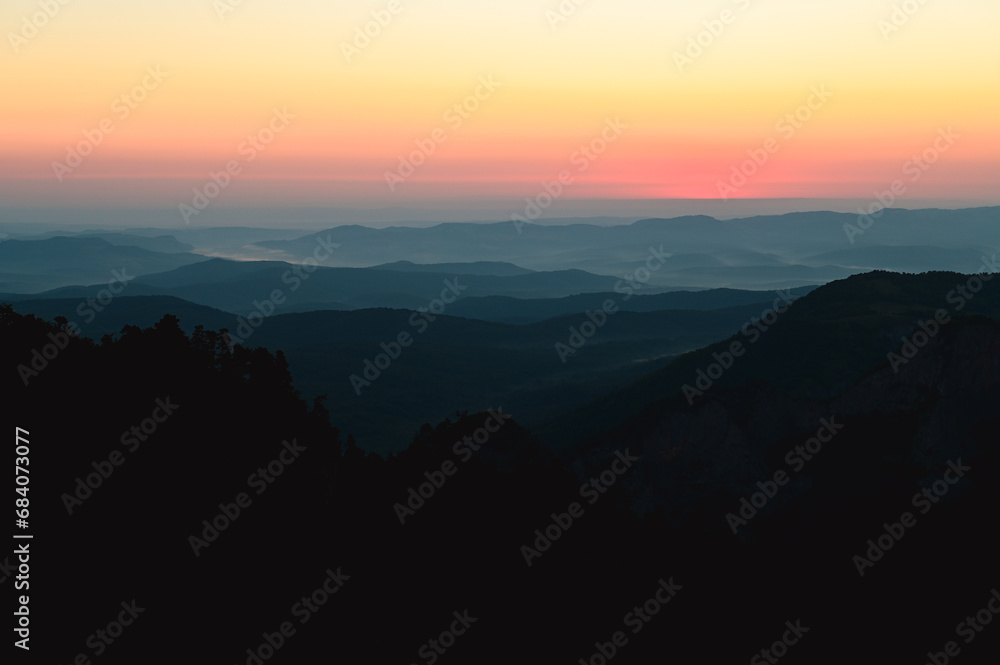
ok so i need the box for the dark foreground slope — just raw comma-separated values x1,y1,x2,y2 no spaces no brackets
3,269,999,662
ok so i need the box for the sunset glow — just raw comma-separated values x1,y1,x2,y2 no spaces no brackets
2,0,998,211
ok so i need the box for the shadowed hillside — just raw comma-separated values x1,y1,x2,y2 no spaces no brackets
4,268,1000,661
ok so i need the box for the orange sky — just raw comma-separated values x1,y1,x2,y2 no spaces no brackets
1,0,998,213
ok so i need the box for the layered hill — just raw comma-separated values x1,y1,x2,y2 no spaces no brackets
8,292,781,453
0,236,208,293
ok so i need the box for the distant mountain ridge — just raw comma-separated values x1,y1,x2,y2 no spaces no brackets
0,236,208,293
446,286,817,324
2,207,996,293
251,207,1000,288
370,260,535,276
5,259,661,313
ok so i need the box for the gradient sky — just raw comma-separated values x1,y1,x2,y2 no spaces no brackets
1,0,998,214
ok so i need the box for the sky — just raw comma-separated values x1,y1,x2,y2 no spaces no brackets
1,0,998,219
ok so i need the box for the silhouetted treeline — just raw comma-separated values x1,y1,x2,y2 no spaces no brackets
4,300,999,662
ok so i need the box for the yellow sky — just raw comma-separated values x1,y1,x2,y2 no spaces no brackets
1,0,997,207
